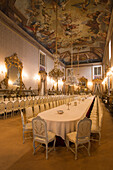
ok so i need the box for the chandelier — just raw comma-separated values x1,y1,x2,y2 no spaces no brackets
48,1,64,81
65,38,79,86
49,54,64,81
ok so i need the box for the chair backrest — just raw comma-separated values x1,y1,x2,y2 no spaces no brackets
34,105,39,116
21,111,25,127
39,104,45,112
47,102,52,109
0,102,6,113
34,99,38,106
29,99,34,107
53,101,56,108
13,100,19,109
20,100,25,109
76,117,92,141
25,99,30,108
5,98,9,101
25,106,33,121
6,101,13,111
45,103,49,110
32,116,47,141
40,98,43,104
18,97,20,100
10,97,13,101
98,99,103,128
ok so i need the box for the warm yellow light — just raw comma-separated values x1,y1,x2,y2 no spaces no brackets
102,81,105,85
58,80,63,86
54,82,57,88
47,76,51,82
102,77,108,85
8,79,13,85
87,81,93,86
0,65,7,74
111,67,113,71
74,84,78,89
22,71,28,78
107,71,112,76
51,78,55,84
34,74,40,81
104,77,108,81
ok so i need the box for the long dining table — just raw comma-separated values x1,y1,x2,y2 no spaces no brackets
39,96,95,140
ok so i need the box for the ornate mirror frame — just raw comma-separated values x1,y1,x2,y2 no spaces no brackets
5,53,23,89
79,76,88,88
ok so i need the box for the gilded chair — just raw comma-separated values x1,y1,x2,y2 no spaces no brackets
90,97,103,144
19,100,25,112
48,102,53,109
56,100,59,107
6,101,13,118
21,111,32,143
13,100,19,116
29,99,34,107
33,105,39,117
53,101,56,108
25,99,30,108
45,103,49,110
0,102,6,119
39,103,45,112
34,99,38,106
32,116,56,159
66,117,92,160
25,106,34,122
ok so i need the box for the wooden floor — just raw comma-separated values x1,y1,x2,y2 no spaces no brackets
0,102,113,170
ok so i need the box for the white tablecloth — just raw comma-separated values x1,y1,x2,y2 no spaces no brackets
39,96,94,140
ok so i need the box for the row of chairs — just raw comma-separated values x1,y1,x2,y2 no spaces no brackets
2,95,75,103
21,112,92,160
90,96,103,143
0,101,17,119
0,95,75,119
25,97,74,122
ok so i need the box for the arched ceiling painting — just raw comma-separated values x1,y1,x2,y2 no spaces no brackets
0,0,112,65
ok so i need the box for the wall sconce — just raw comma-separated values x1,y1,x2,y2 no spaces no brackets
0,65,7,75
51,78,55,84
107,71,112,76
102,77,108,85
111,67,113,72
47,76,51,82
58,80,64,86
22,71,28,79
54,82,57,88
34,74,40,81
8,79,13,85
102,67,113,85
87,81,93,86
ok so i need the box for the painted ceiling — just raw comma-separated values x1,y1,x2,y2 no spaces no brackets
0,0,112,65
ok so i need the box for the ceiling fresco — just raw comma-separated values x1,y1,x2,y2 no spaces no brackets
0,0,112,65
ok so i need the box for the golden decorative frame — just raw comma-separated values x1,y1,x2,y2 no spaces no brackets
79,76,88,87
5,53,23,89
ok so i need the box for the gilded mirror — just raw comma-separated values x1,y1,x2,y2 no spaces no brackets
5,53,23,89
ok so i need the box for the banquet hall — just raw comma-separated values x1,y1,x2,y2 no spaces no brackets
0,0,113,170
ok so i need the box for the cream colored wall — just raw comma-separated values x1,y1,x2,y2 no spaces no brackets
66,66,93,81
102,9,113,90
0,21,40,89
74,66,93,81
66,64,103,90
0,20,65,90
